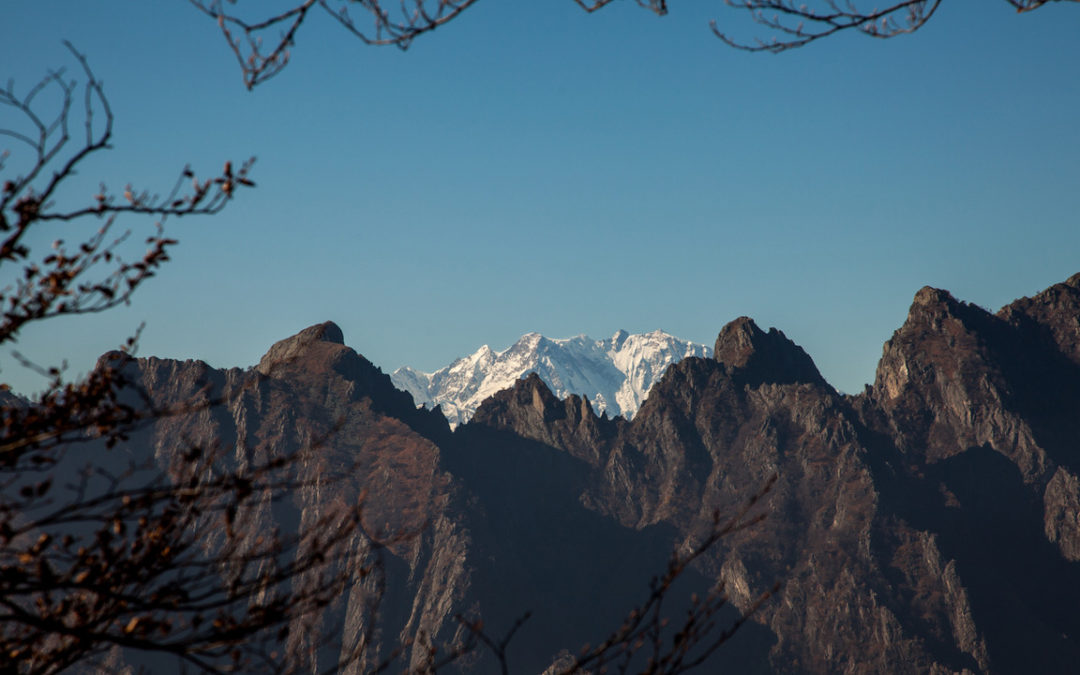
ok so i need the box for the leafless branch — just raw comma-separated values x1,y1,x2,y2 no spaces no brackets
188,0,1077,89
569,0,668,14
712,0,943,52
0,43,484,675
0,43,255,350
0,46,363,675
188,0,482,89
0,429,384,675
712,0,1075,52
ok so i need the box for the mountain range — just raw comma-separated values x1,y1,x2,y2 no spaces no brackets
390,330,711,427
30,272,1080,673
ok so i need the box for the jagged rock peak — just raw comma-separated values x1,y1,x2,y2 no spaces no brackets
516,371,559,412
1002,274,1080,318
610,328,630,350
913,285,952,306
256,321,345,375
908,285,965,316
472,372,578,424
997,272,1080,368
713,317,826,388
713,317,765,368
894,285,1000,340
469,371,615,464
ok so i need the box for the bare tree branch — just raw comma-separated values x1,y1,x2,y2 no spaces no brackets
712,0,1073,52
0,46,383,675
711,0,943,52
188,0,1078,88
188,0,482,89
0,42,255,349
569,0,667,14
0,46,479,671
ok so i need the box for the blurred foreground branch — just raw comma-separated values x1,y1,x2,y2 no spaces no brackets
0,46,379,675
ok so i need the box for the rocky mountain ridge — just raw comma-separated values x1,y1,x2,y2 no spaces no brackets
391,330,710,427
77,272,1080,673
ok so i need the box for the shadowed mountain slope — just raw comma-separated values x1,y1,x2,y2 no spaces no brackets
76,274,1080,673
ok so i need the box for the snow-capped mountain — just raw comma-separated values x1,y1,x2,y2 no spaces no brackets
391,330,711,428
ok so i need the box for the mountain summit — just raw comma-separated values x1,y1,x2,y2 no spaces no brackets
391,330,711,427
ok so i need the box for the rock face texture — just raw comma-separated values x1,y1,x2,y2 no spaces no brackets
96,275,1080,673
116,321,462,672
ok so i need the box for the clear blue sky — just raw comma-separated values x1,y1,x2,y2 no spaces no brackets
2,1,1078,396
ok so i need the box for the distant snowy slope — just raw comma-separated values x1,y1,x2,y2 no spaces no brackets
391,330,711,428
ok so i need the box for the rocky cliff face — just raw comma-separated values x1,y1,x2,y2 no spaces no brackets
99,275,1080,674
451,276,1080,673
118,322,471,672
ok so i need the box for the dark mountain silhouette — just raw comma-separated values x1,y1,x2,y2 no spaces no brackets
89,274,1080,673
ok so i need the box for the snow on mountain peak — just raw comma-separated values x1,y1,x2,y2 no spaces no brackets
391,330,711,428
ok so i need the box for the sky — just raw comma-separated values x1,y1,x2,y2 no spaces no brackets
2,0,1078,396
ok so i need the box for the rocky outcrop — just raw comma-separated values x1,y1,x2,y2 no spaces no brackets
1044,467,1080,561
868,287,1041,471
468,372,618,466
119,324,465,671
255,320,346,375
999,272,1080,366
712,317,828,389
